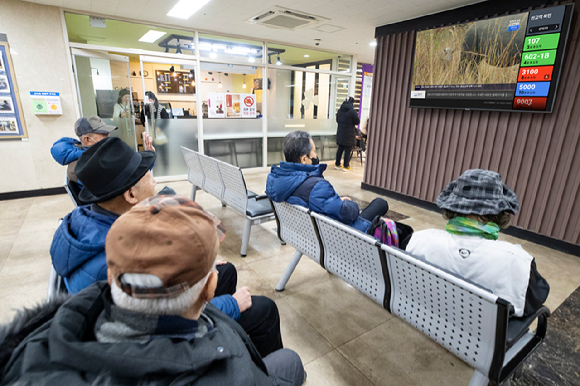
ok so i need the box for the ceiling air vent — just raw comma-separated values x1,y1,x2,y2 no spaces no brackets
247,7,329,30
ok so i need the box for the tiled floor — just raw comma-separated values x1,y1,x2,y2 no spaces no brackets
1,161,580,385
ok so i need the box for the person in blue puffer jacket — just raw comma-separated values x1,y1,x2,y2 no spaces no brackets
50,137,283,358
266,131,389,233
51,115,156,192
50,116,118,190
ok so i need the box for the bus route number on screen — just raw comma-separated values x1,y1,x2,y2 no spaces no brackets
521,68,539,75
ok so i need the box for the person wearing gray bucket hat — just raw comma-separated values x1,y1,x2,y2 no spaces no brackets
407,169,549,318
436,169,519,217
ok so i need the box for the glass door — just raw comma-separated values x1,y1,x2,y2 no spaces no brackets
71,48,138,150
139,55,199,178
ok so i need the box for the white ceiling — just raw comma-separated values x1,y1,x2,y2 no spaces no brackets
23,0,485,63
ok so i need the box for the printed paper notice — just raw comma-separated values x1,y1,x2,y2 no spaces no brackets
30,91,62,115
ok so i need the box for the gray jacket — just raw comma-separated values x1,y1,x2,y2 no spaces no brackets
0,282,293,386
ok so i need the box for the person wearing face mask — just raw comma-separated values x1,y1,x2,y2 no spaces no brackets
50,116,155,196
266,131,389,233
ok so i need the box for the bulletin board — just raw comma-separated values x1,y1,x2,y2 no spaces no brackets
0,38,27,139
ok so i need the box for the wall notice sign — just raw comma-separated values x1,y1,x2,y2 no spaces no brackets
226,94,241,118
30,91,62,115
242,94,256,118
208,93,225,118
209,93,256,118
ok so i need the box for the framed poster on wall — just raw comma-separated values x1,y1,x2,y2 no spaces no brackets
0,35,27,139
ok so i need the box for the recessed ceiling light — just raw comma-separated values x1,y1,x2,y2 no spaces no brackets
138,30,166,43
369,41,377,47
167,0,211,19
304,54,310,58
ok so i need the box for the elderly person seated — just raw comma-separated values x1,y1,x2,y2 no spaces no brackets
266,130,389,233
50,138,283,358
50,115,155,204
406,169,549,317
0,196,305,385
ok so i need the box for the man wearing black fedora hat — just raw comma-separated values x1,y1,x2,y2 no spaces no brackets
50,137,285,359
51,137,158,294
406,169,549,317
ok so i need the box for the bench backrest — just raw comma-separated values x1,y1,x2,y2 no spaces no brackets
180,146,205,189
197,153,224,200
271,201,323,266
216,160,248,216
312,212,390,310
381,244,501,376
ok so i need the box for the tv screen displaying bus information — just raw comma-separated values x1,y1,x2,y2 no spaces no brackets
409,4,574,113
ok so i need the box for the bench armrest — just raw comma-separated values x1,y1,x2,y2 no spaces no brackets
507,306,551,348
255,194,269,201
495,306,550,384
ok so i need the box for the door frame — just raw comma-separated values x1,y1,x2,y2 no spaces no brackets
70,48,138,150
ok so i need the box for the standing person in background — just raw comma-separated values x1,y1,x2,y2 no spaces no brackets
113,88,133,120
112,89,135,147
140,91,169,175
335,97,360,172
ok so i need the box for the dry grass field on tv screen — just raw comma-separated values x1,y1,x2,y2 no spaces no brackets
411,14,529,88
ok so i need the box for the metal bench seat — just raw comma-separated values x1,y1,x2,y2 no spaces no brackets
181,146,276,257
270,200,550,386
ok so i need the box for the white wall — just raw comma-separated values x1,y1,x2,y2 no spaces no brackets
0,0,78,193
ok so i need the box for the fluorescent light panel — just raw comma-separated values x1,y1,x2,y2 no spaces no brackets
139,30,166,43
167,0,211,19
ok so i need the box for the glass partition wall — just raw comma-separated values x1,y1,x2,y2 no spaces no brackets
65,13,355,178
139,56,199,177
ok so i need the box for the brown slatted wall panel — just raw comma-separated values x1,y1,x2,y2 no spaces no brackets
391,33,412,192
384,33,400,189
365,1,580,245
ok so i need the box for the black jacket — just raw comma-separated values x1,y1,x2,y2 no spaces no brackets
0,282,293,386
335,101,360,147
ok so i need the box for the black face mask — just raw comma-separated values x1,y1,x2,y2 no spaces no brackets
310,157,320,165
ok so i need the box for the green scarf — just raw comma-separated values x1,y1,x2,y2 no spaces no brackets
445,216,500,240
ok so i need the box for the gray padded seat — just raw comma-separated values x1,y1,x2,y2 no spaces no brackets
247,190,258,198
246,197,273,217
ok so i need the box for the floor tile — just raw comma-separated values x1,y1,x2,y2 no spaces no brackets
0,279,48,325
248,251,331,297
0,254,52,290
284,277,393,347
276,298,334,365
304,350,374,386
338,317,473,386
0,197,34,221
235,264,282,300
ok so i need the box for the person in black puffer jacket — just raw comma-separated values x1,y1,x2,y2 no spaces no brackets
335,97,360,171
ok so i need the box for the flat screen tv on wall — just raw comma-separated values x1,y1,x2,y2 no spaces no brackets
409,4,574,113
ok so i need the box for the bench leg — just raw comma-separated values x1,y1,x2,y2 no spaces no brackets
275,250,303,291
240,218,252,257
190,185,197,201
468,371,489,386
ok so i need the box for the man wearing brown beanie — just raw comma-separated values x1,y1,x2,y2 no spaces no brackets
1,195,305,386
